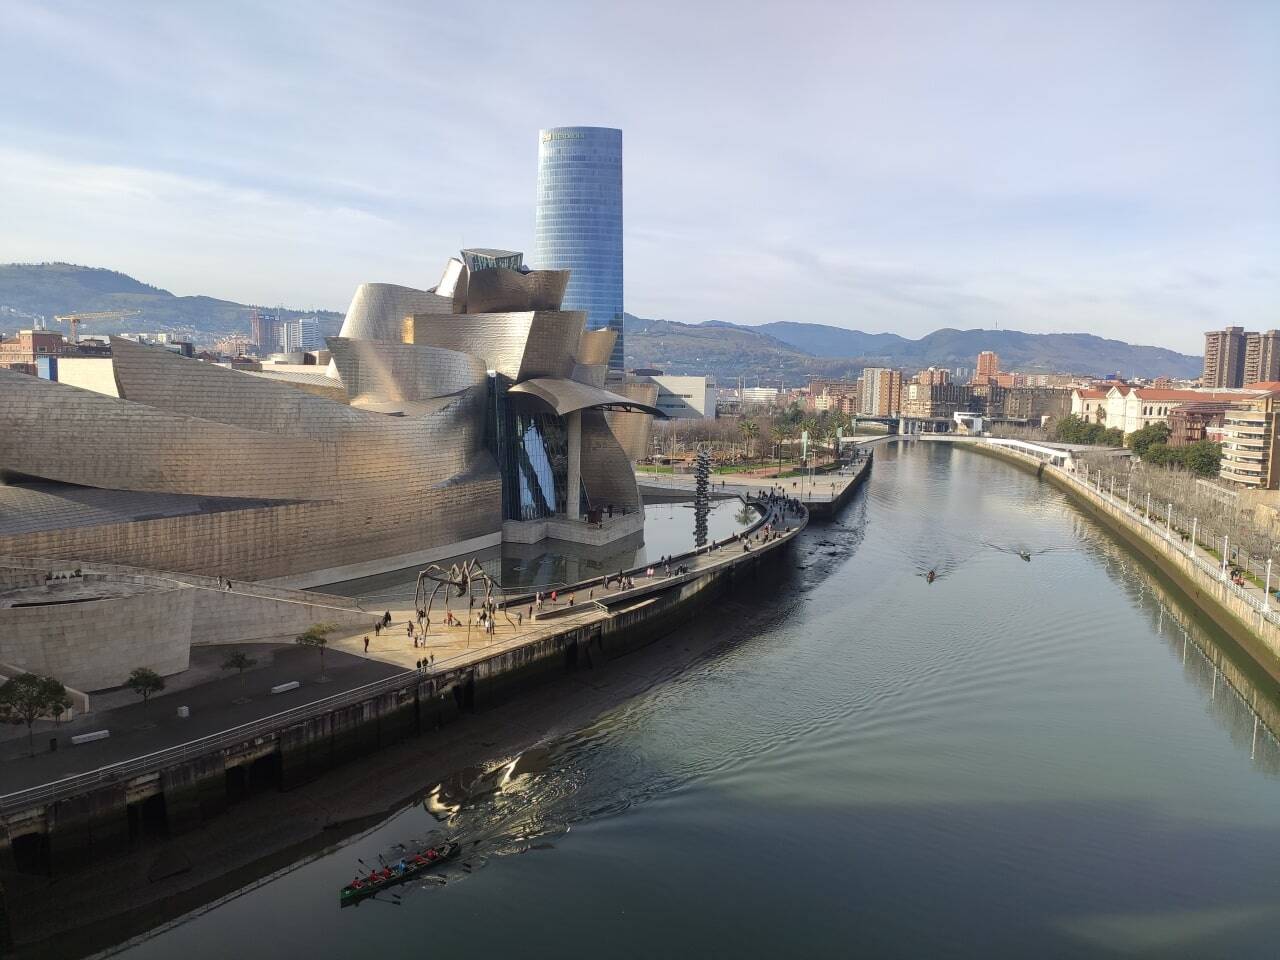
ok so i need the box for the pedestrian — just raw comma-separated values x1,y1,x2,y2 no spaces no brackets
517,611,523,626
551,589,558,604
528,604,534,619
374,621,381,637
363,635,370,653
383,610,391,627
569,593,575,607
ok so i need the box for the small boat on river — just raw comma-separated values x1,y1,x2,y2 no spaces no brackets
340,841,461,906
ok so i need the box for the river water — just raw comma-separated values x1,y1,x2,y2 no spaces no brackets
113,440,1280,958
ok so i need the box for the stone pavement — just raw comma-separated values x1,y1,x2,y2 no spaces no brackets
0,646,403,792
326,497,806,672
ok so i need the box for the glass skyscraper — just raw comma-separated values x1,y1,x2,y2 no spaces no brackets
534,126,624,371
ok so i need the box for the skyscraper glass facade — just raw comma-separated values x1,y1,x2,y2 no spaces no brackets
534,126,624,371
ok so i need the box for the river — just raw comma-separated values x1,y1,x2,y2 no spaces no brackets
110,439,1280,958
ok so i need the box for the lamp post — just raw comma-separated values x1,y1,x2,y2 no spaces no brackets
1222,535,1229,582
1167,503,1173,541
1189,517,1198,558
1266,558,1273,612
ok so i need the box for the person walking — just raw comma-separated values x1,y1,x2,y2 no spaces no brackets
363,635,370,654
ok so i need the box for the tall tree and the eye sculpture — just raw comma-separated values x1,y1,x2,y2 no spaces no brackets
414,558,516,631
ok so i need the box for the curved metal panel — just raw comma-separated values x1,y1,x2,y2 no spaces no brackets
338,282,452,343
466,268,569,313
326,337,486,402
580,409,641,511
507,377,665,418
405,310,584,381
576,328,617,366
604,381,658,461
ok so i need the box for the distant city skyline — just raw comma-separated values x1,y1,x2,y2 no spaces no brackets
0,1,1275,355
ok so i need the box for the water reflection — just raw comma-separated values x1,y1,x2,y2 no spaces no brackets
322,498,758,605
1072,514,1280,775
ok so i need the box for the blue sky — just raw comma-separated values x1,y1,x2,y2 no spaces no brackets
0,0,1275,354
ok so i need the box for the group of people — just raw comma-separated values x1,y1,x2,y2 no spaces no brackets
348,847,445,891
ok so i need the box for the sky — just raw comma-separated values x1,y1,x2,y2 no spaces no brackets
0,0,1276,354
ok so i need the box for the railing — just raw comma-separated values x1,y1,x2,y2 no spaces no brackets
983,442,1280,630
0,644,481,815
0,498,810,814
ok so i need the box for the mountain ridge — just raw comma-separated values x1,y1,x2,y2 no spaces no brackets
0,262,1201,380
624,314,1202,381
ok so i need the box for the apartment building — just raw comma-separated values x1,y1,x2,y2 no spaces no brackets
1220,391,1280,488
1203,326,1247,388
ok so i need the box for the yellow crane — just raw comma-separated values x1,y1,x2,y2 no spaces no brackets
54,309,142,344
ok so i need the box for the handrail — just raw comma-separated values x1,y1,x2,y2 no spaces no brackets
0,644,478,814
0,497,811,814
971,440,1280,629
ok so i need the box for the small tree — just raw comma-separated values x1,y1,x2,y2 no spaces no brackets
296,622,337,680
770,424,789,474
0,673,71,756
126,667,165,717
739,420,759,461
1128,422,1172,459
221,651,258,692
1183,440,1223,478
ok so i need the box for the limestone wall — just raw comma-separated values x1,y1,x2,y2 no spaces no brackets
0,584,193,690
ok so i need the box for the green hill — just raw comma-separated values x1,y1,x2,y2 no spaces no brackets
0,263,343,341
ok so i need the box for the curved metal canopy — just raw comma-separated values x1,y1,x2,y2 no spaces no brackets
507,377,667,418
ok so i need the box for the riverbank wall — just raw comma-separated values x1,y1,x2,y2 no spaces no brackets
951,439,1280,681
0,505,804,891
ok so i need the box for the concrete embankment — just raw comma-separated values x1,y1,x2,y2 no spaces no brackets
0,499,811,904
951,439,1280,682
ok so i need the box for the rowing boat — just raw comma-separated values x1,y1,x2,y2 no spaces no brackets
340,841,460,906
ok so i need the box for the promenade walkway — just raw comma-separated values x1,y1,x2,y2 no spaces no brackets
0,497,805,803
324,495,806,672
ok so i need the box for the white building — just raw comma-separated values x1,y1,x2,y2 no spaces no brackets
739,386,780,406
638,374,714,419
1084,384,1265,435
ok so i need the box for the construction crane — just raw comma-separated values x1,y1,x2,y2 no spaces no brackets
54,310,142,344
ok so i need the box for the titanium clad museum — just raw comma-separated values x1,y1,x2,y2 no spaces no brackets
0,249,661,690
0,248,660,691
